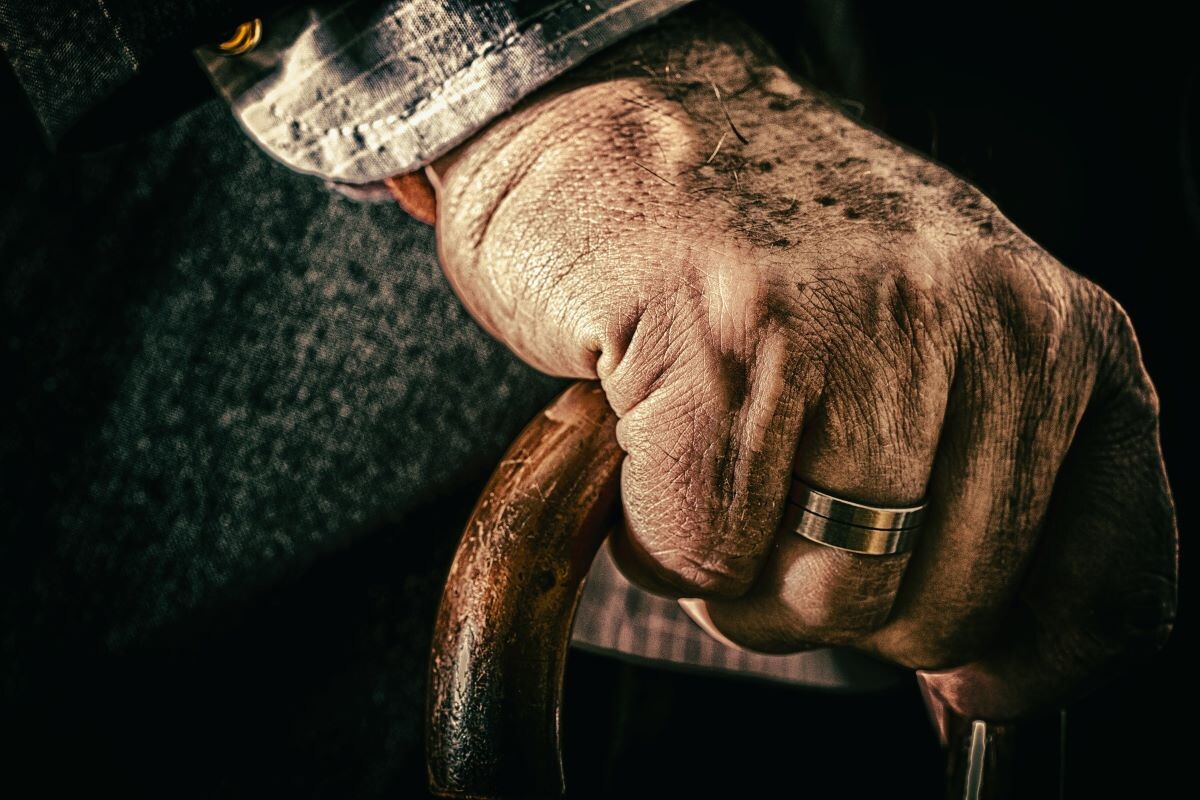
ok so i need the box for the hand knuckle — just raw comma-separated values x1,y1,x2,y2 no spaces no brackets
1005,255,1073,358
1084,283,1162,417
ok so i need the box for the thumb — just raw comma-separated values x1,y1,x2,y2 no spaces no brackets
427,74,707,381
425,97,635,380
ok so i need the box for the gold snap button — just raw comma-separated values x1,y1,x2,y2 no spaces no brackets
216,19,263,56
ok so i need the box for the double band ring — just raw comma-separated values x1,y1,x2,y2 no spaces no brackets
785,481,927,556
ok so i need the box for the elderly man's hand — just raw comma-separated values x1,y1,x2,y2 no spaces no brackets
429,6,1177,719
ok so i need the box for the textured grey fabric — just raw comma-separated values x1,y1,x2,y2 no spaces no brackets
0,95,566,657
197,0,694,182
0,0,141,143
0,0,285,145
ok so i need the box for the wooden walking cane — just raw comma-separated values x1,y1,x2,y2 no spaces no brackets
425,381,1024,799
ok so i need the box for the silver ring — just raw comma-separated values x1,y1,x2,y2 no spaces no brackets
787,480,926,556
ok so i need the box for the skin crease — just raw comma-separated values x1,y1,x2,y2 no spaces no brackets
431,3,1178,720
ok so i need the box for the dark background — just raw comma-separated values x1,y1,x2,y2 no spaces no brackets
2,1,1195,796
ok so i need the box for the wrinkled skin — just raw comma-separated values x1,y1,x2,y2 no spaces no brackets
431,5,1177,719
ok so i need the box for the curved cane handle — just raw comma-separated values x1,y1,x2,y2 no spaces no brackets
426,380,1026,799
427,382,622,798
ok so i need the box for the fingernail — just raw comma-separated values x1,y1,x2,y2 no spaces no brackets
678,598,745,651
423,163,445,194
916,671,952,746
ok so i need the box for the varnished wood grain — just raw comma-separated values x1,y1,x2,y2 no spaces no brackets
427,381,622,798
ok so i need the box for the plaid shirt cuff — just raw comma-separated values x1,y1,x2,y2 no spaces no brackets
573,542,906,690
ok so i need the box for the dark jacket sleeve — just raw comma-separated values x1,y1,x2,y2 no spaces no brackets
0,0,288,147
